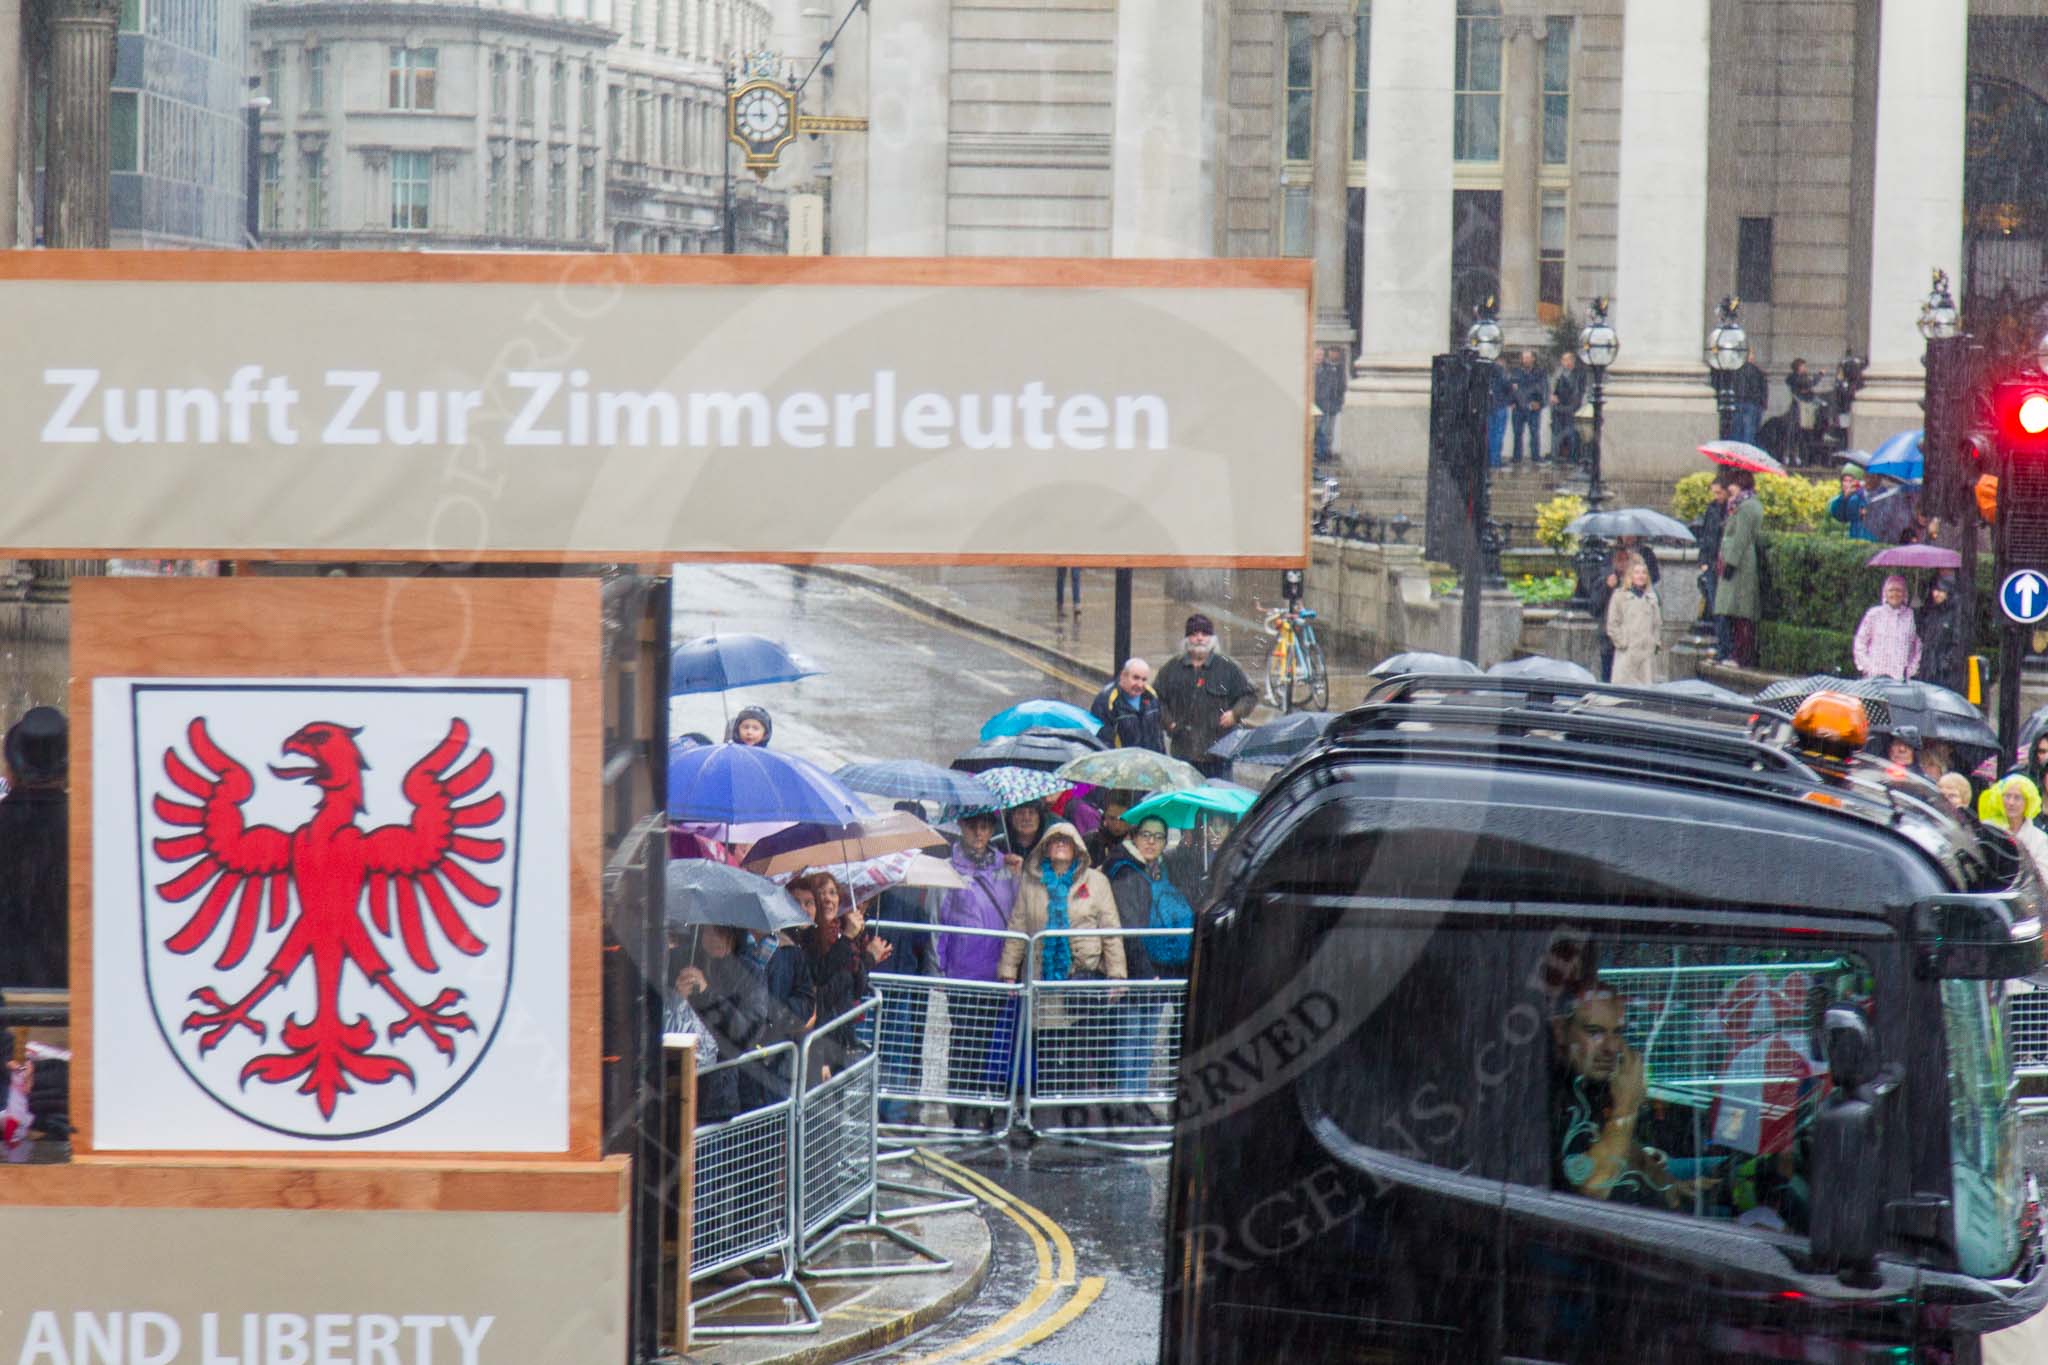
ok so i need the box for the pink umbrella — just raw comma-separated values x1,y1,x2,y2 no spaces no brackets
1698,440,1787,476
1866,544,1961,569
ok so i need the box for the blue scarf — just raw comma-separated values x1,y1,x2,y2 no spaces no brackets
1038,861,1076,982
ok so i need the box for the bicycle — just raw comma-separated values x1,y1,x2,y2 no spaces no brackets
1263,604,1328,714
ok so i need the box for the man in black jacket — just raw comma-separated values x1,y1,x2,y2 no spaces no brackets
0,708,68,990
1510,350,1548,464
1156,614,1259,777
1550,351,1586,465
1313,346,1348,464
1733,358,1768,445
1090,659,1167,753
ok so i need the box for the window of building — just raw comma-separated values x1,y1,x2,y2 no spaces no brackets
1542,17,1571,165
260,149,281,229
579,162,596,238
519,55,535,122
1738,217,1775,302
1545,940,1872,1229
118,0,141,35
581,65,596,129
636,90,651,162
1283,14,1312,163
607,86,622,156
304,148,325,228
492,52,507,117
548,163,566,237
1453,0,1501,163
486,154,503,233
110,91,139,173
1351,2,1369,161
660,92,672,164
305,47,325,112
390,149,431,230
389,48,437,111
263,48,284,105
1539,190,1567,319
515,157,533,233
551,61,566,129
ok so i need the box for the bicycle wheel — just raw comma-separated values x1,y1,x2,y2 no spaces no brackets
1303,635,1329,711
1265,634,1298,714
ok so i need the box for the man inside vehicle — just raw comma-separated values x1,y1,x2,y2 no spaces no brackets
1551,982,1714,1212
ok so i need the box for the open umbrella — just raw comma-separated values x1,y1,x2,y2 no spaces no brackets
1871,681,1998,753
953,727,1105,774
1227,711,1339,765
1564,508,1697,544
1369,651,1483,679
1864,430,1924,485
1054,748,1204,793
1865,544,1960,570
1699,440,1787,476
1488,655,1599,684
816,850,968,903
665,859,812,934
1124,785,1257,830
669,632,822,695
742,809,950,877
1754,675,1897,729
974,765,1074,810
979,699,1098,740
1656,678,1759,707
667,742,870,826
833,759,995,809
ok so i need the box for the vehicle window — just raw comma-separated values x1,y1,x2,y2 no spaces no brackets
1942,978,2023,1278
1547,939,1873,1233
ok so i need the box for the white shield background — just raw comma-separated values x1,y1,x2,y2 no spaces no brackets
93,677,571,1152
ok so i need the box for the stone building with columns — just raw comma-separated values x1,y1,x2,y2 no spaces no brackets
246,0,782,252
805,0,2046,490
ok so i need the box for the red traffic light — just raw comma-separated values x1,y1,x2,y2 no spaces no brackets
1995,382,2048,452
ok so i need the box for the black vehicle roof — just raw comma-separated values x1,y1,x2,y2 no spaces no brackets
1247,675,2007,917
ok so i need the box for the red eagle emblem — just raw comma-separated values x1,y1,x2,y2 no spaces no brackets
151,717,505,1120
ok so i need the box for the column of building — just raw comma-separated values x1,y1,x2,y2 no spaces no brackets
1860,0,1965,424
43,0,118,248
1303,12,1348,346
1110,0,1211,259
863,0,945,253
1351,0,1453,464
1495,5,1543,347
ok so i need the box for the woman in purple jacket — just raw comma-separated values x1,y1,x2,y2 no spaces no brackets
938,811,1019,1129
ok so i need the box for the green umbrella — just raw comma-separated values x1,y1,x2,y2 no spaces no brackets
1123,785,1256,830
1053,748,1204,794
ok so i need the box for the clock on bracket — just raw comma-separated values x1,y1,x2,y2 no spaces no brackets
728,79,797,173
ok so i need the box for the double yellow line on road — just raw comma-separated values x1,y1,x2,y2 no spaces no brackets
896,1149,1106,1365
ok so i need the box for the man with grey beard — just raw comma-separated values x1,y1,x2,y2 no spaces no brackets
1157,614,1258,777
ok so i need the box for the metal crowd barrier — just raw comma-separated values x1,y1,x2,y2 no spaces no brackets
1019,926,1191,1154
684,1039,818,1339
2013,985,2048,1078
871,924,1033,1145
793,998,953,1279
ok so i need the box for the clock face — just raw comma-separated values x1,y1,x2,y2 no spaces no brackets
736,88,789,140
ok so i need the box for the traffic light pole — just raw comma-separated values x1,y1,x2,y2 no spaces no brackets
1998,443,2024,758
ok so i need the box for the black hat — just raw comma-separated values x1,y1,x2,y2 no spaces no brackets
1184,613,1216,637
4,706,67,783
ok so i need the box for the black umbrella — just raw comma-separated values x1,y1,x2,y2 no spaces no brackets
952,726,1105,774
664,859,812,934
1871,681,1998,753
1753,675,1898,729
1369,651,1483,678
1563,507,1696,543
1222,711,1339,765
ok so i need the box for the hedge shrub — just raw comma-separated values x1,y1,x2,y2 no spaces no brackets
1672,472,1838,533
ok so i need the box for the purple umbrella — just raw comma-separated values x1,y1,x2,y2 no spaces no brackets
1865,544,1961,570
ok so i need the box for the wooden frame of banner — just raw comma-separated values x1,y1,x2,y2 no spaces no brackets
0,251,1314,569
66,576,605,1171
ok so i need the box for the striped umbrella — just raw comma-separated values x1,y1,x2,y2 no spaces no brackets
834,759,996,809
975,765,1074,810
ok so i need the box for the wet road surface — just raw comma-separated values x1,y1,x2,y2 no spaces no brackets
673,564,1167,1362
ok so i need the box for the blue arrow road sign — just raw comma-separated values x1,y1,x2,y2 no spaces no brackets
2002,570,2048,625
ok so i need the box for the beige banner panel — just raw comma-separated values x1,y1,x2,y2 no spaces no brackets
0,254,1312,565
0,1201,626,1365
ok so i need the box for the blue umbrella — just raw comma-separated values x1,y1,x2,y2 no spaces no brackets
667,742,870,825
669,632,822,695
834,759,996,809
1863,430,1923,485
979,699,1098,740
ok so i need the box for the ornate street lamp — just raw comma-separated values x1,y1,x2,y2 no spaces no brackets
1572,297,1620,609
1466,297,1504,363
1918,268,1960,342
1706,296,1748,441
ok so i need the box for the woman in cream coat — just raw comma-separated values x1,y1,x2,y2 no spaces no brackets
997,821,1125,1089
